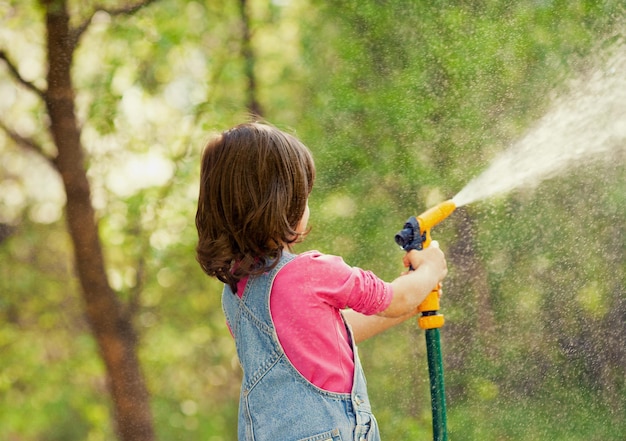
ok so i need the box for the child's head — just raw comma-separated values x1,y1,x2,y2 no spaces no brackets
196,122,316,292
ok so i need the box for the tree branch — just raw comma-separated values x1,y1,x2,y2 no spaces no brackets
0,50,46,100
71,0,159,46
0,121,58,170
126,255,145,323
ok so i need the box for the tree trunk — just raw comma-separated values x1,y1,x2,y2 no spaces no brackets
239,0,263,117
42,1,155,440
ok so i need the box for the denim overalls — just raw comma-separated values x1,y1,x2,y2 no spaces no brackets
222,252,381,441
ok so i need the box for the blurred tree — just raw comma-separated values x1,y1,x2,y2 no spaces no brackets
238,0,263,117
0,0,286,438
0,1,158,440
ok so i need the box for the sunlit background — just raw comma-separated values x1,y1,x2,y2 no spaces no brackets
1,1,624,440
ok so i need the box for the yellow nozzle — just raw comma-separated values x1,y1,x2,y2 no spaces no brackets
416,199,456,247
415,199,456,328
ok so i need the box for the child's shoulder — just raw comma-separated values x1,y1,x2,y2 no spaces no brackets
291,250,348,269
280,251,354,285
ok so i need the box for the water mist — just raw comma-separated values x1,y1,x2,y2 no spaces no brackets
452,45,626,208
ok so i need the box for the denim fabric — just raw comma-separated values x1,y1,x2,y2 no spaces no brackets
223,252,381,441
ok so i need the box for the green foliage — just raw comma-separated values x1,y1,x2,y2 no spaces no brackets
450,384,626,441
295,0,625,439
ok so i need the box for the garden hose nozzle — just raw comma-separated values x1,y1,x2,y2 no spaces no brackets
395,199,456,329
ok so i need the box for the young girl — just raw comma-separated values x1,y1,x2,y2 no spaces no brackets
196,122,447,441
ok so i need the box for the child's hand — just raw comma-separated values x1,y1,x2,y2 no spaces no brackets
382,242,448,318
403,241,448,284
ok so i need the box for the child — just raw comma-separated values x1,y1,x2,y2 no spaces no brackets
196,122,447,441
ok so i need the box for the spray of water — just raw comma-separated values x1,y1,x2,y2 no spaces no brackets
452,45,626,208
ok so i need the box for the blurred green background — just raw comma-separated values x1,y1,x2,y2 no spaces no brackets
1,0,624,440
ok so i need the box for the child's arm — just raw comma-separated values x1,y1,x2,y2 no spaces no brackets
343,243,447,343
342,307,420,344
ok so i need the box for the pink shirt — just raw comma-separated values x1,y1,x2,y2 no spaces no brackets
236,251,393,393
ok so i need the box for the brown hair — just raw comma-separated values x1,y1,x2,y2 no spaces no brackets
195,122,315,293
